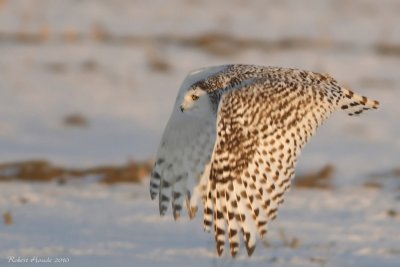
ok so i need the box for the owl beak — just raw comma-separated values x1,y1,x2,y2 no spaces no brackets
180,105,184,112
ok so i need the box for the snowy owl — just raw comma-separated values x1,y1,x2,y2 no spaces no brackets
150,64,379,257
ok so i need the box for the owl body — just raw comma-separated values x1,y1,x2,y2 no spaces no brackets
150,64,379,256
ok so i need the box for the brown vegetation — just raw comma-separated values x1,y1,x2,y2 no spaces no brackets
62,114,89,128
375,43,400,56
80,59,99,72
146,51,172,73
367,167,400,190
0,160,64,182
97,162,152,184
386,209,397,218
278,227,300,249
1,29,392,58
262,227,300,249
362,181,383,189
3,211,13,225
294,164,335,189
0,160,152,184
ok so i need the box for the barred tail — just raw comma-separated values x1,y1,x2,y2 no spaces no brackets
339,88,380,116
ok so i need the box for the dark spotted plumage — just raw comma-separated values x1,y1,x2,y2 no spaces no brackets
150,64,379,257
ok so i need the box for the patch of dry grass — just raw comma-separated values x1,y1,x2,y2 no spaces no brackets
0,29,360,57
96,161,152,184
0,160,64,182
362,181,383,189
3,211,13,225
146,52,172,73
278,228,300,249
62,114,89,128
43,61,68,73
294,164,335,189
375,43,400,56
367,166,400,190
386,209,397,218
80,59,99,72
262,227,300,250
0,160,152,184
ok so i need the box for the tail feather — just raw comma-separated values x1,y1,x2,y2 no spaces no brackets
340,89,380,116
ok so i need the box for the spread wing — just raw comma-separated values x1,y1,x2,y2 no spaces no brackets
204,77,342,256
150,65,379,257
150,102,215,219
149,69,219,219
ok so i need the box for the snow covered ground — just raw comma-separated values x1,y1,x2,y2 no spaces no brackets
0,0,399,266
0,181,399,267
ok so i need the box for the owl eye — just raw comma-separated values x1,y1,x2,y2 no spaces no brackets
191,95,199,101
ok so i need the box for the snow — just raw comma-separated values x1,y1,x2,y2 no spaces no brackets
0,0,399,266
0,182,399,267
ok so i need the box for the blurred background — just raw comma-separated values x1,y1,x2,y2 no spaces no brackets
0,0,399,266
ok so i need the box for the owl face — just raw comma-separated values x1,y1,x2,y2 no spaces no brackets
179,86,210,115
